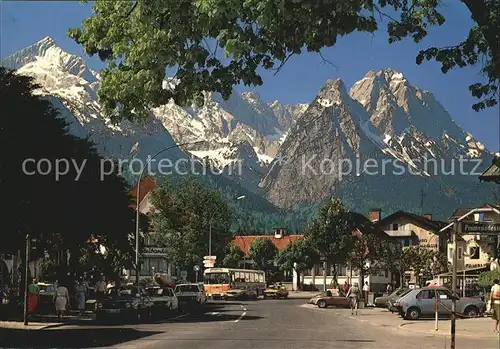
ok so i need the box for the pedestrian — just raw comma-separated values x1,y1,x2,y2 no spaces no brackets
27,279,40,316
342,281,349,296
75,278,87,316
346,282,360,315
386,283,393,294
363,281,370,303
490,279,500,332
54,283,70,320
94,276,106,301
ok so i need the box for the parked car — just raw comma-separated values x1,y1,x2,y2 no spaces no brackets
145,286,179,318
374,288,409,308
308,291,350,308
399,286,485,320
388,288,413,313
263,284,289,299
225,286,258,300
96,286,154,323
174,283,207,304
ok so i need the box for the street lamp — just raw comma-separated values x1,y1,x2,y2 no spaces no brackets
208,195,246,258
135,141,204,286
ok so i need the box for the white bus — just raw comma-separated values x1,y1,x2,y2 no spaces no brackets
203,268,266,299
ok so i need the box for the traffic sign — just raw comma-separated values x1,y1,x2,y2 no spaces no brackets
194,265,200,272
463,222,500,234
203,260,215,268
203,256,216,268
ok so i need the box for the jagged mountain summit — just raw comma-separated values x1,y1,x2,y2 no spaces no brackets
349,69,488,162
1,37,307,191
262,70,495,218
1,36,283,212
1,36,186,166
2,37,495,219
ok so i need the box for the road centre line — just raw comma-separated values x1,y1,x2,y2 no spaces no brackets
235,311,247,323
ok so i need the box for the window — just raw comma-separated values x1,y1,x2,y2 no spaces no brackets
403,239,410,247
258,274,264,283
175,285,199,293
146,288,169,296
469,246,480,259
204,272,230,284
416,290,435,300
458,247,463,260
437,289,454,300
385,270,389,278
392,223,399,231
244,272,250,282
448,247,453,260
249,273,255,282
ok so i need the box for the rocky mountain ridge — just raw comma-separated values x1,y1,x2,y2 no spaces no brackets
2,37,308,192
2,37,496,219
262,69,496,216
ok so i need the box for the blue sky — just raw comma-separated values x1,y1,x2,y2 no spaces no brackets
1,1,498,151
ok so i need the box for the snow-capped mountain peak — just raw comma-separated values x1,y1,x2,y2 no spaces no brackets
2,36,97,83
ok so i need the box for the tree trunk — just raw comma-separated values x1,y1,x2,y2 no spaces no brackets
331,263,338,288
311,267,316,289
322,261,327,291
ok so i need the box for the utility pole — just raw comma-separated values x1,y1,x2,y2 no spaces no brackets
23,234,30,326
209,218,212,257
322,260,327,291
451,220,460,349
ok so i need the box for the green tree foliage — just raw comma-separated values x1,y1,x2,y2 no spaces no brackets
305,198,357,269
275,239,319,277
164,171,316,233
348,226,400,280
0,68,138,274
231,204,316,234
70,0,499,121
248,237,278,272
222,242,245,268
478,269,500,288
150,177,232,269
398,246,449,286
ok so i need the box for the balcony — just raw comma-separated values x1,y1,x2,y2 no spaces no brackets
384,230,413,237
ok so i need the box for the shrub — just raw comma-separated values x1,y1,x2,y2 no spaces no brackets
478,269,500,288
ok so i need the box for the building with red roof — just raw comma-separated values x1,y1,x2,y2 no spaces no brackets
233,230,304,256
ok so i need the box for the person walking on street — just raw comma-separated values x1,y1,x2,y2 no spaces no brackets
27,279,40,316
54,283,70,320
490,279,500,332
386,283,393,294
346,282,360,315
75,278,87,316
363,281,370,304
94,276,106,301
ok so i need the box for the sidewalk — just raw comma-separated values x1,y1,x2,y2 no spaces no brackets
287,291,321,299
0,312,94,330
398,317,500,339
0,321,63,330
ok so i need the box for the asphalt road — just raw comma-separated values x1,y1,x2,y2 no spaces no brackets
1,299,498,348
